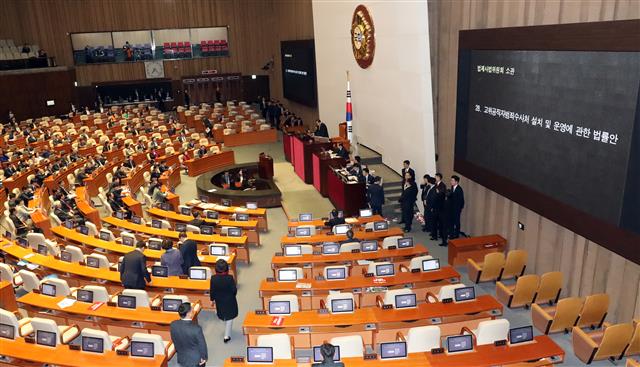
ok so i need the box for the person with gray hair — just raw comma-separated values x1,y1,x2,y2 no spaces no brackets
170,302,208,367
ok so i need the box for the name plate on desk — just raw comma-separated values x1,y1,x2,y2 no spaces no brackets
494,339,507,346
442,298,453,304
430,317,442,324
255,310,267,315
69,344,81,350
298,326,311,333
116,350,129,356
317,308,329,314
266,277,276,282
431,347,444,354
230,356,245,363
411,268,420,273
351,249,360,253
301,290,311,297
364,353,378,360
275,252,283,257
382,304,393,310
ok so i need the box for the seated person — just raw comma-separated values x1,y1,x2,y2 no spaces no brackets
196,145,208,158
334,143,349,160
189,211,205,228
313,343,344,367
8,207,29,236
340,229,356,244
324,209,345,227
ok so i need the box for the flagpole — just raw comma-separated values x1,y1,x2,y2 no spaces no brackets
346,71,358,156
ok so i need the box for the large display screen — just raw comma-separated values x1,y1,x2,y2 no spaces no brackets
281,40,317,107
454,21,640,264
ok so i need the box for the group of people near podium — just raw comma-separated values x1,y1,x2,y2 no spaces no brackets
399,160,465,245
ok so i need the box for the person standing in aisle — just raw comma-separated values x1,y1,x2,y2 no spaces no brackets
209,259,238,343
399,172,418,232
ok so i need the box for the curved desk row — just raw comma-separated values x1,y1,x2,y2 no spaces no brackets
185,150,235,177
287,215,386,231
280,227,404,245
187,200,269,231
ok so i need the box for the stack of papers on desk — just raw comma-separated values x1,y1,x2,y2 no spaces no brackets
295,283,312,289
345,218,358,224
200,203,216,210
234,208,248,212
213,205,229,210
57,298,76,309
356,260,373,266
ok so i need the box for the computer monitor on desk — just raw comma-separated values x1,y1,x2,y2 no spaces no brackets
131,215,142,224
41,283,56,297
60,250,72,262
313,346,340,362
175,223,187,232
236,213,249,221
295,226,311,237
152,265,168,277
322,242,340,255
277,269,299,282
130,341,155,358
151,219,162,229
326,267,347,280
330,298,354,313
162,298,183,312
246,346,273,363
333,224,350,235
114,211,124,220
395,294,417,309
76,289,94,303
375,264,395,277
201,225,214,235
122,235,134,246
397,237,414,248
509,326,534,345
361,240,378,252
373,221,388,231
359,208,372,218
99,231,111,241
147,239,162,250
181,207,192,215
206,211,219,219
446,335,474,354
228,227,242,237
86,256,100,268
268,300,291,315
36,330,57,347
283,245,302,256
380,342,407,359
299,213,312,222
0,324,15,340
422,258,440,272
221,198,231,207
37,244,48,255
189,268,208,280
209,245,227,256
78,225,89,235
118,295,137,309
82,336,104,353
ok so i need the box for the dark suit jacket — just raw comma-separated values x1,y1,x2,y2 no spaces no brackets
425,185,437,213
189,218,205,228
367,183,384,207
401,167,416,183
399,182,418,210
210,274,238,320
315,123,329,138
359,174,375,185
119,249,150,289
313,361,345,367
450,185,465,212
179,240,201,274
169,319,208,367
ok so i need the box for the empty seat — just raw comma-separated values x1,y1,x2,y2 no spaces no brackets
256,333,293,359
115,289,152,308
576,293,609,329
339,242,360,253
534,271,563,305
41,278,72,297
467,252,506,283
131,333,175,357
269,294,299,314
572,323,634,364
402,326,441,353
381,236,402,249
409,255,434,271
0,308,33,338
185,224,201,233
382,288,414,309
433,284,467,302
74,285,110,303
625,320,640,357
496,274,539,308
500,249,527,280
469,319,510,345
0,263,20,286
30,318,80,345
532,297,583,334
325,292,355,313
84,253,110,269
17,270,40,292
84,222,99,236
330,335,364,358
81,328,128,352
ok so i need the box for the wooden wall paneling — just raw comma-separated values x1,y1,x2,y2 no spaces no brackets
484,189,497,233
536,217,558,276
604,253,627,322
567,235,587,297
558,228,576,294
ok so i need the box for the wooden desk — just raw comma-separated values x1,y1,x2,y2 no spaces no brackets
448,234,507,267
243,295,502,348
84,159,121,197
28,187,52,236
224,354,431,366
280,227,404,245
426,335,564,366
185,150,235,177
0,281,18,312
312,152,346,196
75,186,101,228
287,215,386,231
122,163,149,196
51,226,237,275
123,196,143,217
147,207,260,246
270,244,429,278
223,128,278,147
0,337,167,367
188,200,269,231
293,136,333,184
327,168,366,217
1,242,213,307
159,167,181,189
259,266,461,310
44,161,83,192
102,216,250,263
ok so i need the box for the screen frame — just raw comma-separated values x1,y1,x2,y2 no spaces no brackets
509,325,534,345
454,20,640,264
36,330,57,347
246,346,274,363
130,340,155,357
446,334,474,353
76,289,94,303
454,286,476,302
277,269,298,282
380,341,408,359
394,294,417,309
82,336,105,353
268,300,291,315
117,295,137,309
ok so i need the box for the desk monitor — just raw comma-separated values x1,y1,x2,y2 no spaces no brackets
206,211,219,219
334,224,350,235
295,226,311,237
131,215,142,224
199,195,209,203
509,326,534,345
326,267,347,280
221,198,231,206
130,341,154,357
162,298,183,312
64,220,74,229
36,330,56,347
246,202,258,210
236,213,249,221
322,242,340,255
189,268,207,280
175,223,187,232
454,286,476,302
41,283,56,297
99,231,111,241
395,294,417,309
160,202,172,211
201,225,214,235
268,300,291,315
37,244,48,255
151,219,162,229
361,240,378,252
86,256,100,268
313,345,340,362
422,258,440,272
397,237,414,248
147,239,162,250
447,334,473,353
152,265,168,277
246,346,273,363
337,210,344,218
17,237,28,248
118,295,137,309
60,250,72,263
0,323,14,340
380,341,407,359
330,298,354,313
114,211,124,220
180,207,191,216
283,245,302,256
277,269,298,282
76,289,94,303
78,225,89,235
299,213,312,221
82,336,104,353
359,208,373,218
122,235,134,247
375,264,395,277
209,245,227,256
228,227,242,237
373,221,389,231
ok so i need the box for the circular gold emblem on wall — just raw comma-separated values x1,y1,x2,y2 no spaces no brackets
351,4,375,69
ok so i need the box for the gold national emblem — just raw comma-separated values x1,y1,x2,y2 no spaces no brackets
351,5,375,69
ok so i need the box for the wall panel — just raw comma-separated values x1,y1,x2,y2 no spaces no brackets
429,0,640,322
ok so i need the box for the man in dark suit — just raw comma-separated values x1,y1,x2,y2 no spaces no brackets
313,342,345,367
334,143,349,160
359,168,375,186
170,302,208,367
449,175,465,239
123,156,136,170
178,232,201,274
420,175,433,232
119,241,151,289
189,211,205,228
424,177,438,239
324,209,345,228
399,173,418,232
314,119,329,138
432,173,446,239
401,160,416,187
367,176,385,215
